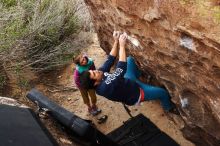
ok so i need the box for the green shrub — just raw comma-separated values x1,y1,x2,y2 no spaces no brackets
0,0,17,7
0,0,80,72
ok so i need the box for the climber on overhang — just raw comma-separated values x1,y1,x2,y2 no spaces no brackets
80,31,179,115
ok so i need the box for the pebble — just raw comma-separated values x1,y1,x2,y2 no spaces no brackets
59,137,72,144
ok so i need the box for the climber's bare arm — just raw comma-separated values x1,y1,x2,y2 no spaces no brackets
110,31,120,57
119,33,127,62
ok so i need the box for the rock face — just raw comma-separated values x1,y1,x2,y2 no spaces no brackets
84,0,220,145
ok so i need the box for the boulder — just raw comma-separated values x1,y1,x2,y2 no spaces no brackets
84,0,220,145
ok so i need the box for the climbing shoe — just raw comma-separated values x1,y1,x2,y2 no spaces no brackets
97,115,108,124
90,108,102,116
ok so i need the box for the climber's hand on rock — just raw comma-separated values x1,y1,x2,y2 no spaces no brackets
119,32,127,48
113,31,120,41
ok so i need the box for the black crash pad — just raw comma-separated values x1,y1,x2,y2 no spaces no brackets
27,88,118,146
107,114,179,146
0,104,58,146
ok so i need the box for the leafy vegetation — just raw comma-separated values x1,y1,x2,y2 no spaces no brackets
0,0,80,72
0,0,82,93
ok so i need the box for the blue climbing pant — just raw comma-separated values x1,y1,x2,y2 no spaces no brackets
124,56,172,111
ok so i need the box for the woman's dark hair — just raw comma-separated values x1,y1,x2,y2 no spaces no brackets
73,54,88,65
80,71,95,89
73,54,81,65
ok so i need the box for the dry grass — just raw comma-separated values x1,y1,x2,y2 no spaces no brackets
0,0,93,93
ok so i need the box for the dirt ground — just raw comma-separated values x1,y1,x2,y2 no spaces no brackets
34,33,195,146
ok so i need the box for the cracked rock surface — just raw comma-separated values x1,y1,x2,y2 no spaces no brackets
84,0,220,145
